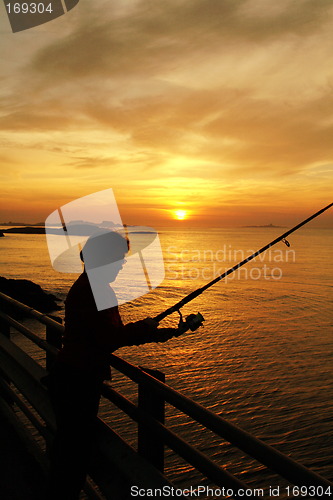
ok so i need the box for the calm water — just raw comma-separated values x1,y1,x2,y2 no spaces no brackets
1,227,332,496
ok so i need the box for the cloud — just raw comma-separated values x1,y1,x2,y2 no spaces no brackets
2,0,332,124
1,0,333,224
65,156,121,169
76,84,333,177
27,0,333,86
0,107,76,131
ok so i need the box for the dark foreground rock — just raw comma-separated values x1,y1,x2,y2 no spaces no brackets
0,276,61,314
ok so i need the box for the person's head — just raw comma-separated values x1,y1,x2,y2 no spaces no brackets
80,230,129,279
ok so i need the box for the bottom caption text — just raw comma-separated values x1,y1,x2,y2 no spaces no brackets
130,485,332,497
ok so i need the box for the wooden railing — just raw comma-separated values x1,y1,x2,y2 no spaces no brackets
0,291,332,499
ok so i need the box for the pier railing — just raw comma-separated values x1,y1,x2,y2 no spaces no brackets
0,291,332,499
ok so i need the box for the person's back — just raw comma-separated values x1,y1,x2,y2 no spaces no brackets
46,231,184,499
59,271,121,378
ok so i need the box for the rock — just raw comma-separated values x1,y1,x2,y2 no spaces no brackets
0,230,4,237
0,276,61,314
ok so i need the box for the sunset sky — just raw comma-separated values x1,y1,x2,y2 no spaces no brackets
1,0,332,227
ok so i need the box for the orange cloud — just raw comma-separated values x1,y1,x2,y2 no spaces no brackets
0,0,332,226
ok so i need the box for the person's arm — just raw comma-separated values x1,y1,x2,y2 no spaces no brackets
121,317,185,347
94,309,186,351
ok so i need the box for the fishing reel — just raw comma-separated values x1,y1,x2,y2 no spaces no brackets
176,310,205,335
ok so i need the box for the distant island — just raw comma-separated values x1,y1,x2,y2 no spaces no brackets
1,227,46,234
242,223,286,228
0,221,133,235
0,221,46,235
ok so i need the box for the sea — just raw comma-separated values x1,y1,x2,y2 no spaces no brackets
0,226,332,498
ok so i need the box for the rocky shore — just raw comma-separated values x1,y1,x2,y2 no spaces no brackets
0,276,61,314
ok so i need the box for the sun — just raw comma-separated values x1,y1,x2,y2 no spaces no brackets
173,209,187,220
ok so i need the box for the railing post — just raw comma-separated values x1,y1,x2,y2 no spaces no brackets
0,317,10,338
46,316,62,371
138,367,165,473
0,307,12,404
0,297,10,338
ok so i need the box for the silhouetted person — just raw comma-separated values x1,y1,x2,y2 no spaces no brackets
46,231,183,499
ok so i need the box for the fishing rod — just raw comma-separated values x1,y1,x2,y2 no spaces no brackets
154,202,333,331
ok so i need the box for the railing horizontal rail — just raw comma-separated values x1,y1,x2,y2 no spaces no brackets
102,384,249,495
0,311,58,355
109,354,333,491
0,394,49,476
1,291,332,499
0,377,51,442
0,334,56,429
92,418,178,497
0,387,103,500
0,291,63,334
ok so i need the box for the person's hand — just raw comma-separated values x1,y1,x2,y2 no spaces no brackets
175,321,190,336
156,328,179,342
132,319,191,343
157,322,193,341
